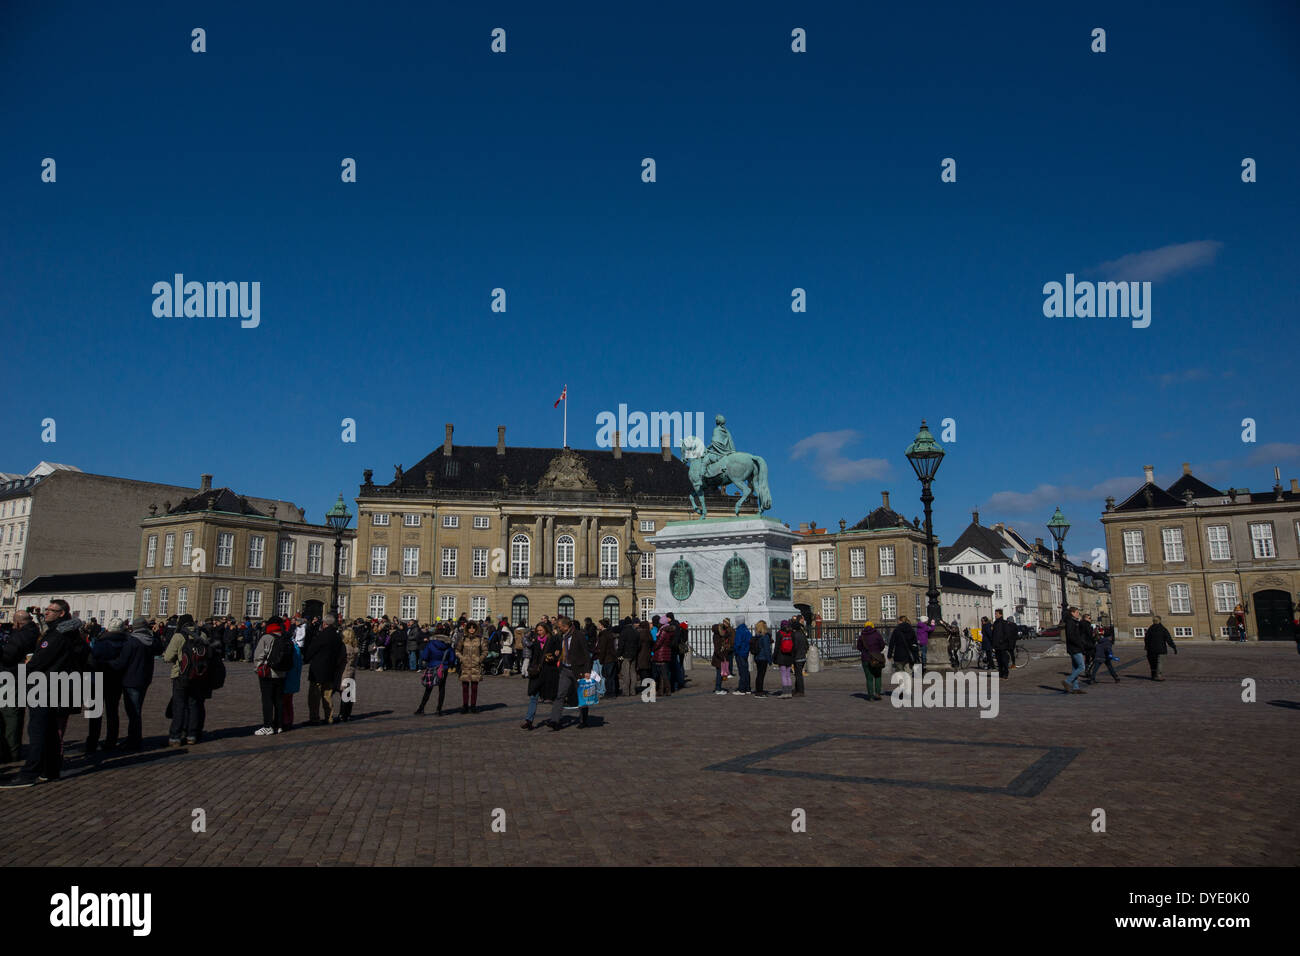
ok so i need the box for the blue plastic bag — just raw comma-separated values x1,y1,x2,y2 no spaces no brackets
591,660,606,696
577,677,599,707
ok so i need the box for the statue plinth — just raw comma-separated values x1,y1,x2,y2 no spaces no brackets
648,516,798,629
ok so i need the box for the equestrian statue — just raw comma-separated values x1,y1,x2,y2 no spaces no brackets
680,415,772,518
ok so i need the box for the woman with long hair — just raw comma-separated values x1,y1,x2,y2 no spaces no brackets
521,621,559,730
454,620,487,714
338,626,359,721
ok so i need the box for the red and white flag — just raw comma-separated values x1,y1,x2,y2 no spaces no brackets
554,385,567,408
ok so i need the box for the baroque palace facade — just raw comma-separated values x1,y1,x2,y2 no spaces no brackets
347,426,732,627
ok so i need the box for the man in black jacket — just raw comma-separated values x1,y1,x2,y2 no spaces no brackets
990,609,1015,680
548,616,592,731
1061,607,1088,694
112,617,163,751
304,614,344,723
1144,616,1178,681
2,599,88,787
0,609,40,762
619,618,640,697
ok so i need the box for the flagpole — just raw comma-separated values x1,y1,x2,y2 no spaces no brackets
563,386,568,448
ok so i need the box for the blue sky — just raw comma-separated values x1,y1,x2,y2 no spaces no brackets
2,0,1297,564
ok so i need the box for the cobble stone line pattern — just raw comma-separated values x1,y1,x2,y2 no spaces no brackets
0,644,1296,865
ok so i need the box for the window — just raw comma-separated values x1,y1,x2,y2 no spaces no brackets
880,594,897,620
338,594,348,618
182,531,194,569
1161,528,1185,562
557,595,575,618
1122,530,1145,564
403,513,421,527
600,536,620,583
176,586,188,614
1173,626,1194,639
279,539,295,572
146,535,157,568
307,542,323,574
441,547,457,577
248,534,265,569
1219,626,1232,639
851,595,867,620
217,532,234,567
1129,585,1151,614
879,546,896,577
511,534,531,583
403,547,420,576
913,545,920,575
471,596,487,619
158,587,169,615
1168,584,1191,614
213,587,230,616
336,544,349,575
439,594,455,619
850,548,865,577
245,589,261,618
603,595,620,620
442,515,459,528
922,549,929,575
401,594,418,619
994,584,1003,600
473,516,490,529
1207,525,1231,561
792,550,807,580
821,596,837,621
511,595,529,627
1250,523,1275,558
368,593,385,618
640,519,655,532
372,513,389,526
640,551,654,580
968,565,975,576
1133,626,1147,639
1213,581,1239,613
640,596,654,619
16,525,23,544
472,547,488,578
556,535,575,582
820,550,836,580
276,591,292,617
916,593,924,619
163,533,175,567
370,546,388,576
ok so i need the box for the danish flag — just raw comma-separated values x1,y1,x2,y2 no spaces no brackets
554,385,566,408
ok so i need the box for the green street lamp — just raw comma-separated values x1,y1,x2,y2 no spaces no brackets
1047,506,1070,624
905,420,946,626
625,535,643,622
326,494,353,618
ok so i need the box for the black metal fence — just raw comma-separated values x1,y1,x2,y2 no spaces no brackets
684,623,894,663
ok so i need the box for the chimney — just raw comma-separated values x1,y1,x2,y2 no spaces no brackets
661,433,671,462
613,430,622,460
839,519,846,532
200,474,212,492
993,522,1005,533
799,522,809,531
1105,496,1116,511
1182,462,1191,476
972,509,980,525
496,426,506,456
1143,464,1154,484
1035,536,1045,549
444,424,453,456
881,491,891,510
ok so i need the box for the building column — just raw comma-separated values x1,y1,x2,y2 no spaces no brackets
579,516,589,579
499,516,508,584
544,516,555,577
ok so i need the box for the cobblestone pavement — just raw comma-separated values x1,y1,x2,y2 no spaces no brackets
1,643,1296,866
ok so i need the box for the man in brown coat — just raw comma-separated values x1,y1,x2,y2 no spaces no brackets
548,616,592,730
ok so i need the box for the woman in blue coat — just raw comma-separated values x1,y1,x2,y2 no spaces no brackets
751,621,773,697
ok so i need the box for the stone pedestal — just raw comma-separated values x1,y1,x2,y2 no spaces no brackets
649,516,798,628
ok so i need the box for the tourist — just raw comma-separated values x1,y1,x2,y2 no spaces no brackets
751,620,772,697
455,620,487,714
711,623,731,695
732,618,752,695
548,616,591,731
979,616,995,670
653,618,675,697
85,617,129,754
1061,607,1088,694
772,620,796,699
520,622,558,730
498,619,516,676
1081,612,1096,673
338,626,359,721
253,617,291,735
304,613,343,725
595,618,619,697
856,621,886,701
619,617,640,696
991,609,1014,680
792,618,809,697
163,613,217,746
916,616,933,670
887,615,918,689
416,626,456,716
112,616,163,751
283,623,305,729
1144,615,1178,681
1086,622,1120,684
0,610,39,763
667,612,689,691
1227,604,1248,643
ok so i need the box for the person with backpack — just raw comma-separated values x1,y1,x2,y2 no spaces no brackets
772,621,797,699
253,617,294,735
856,622,886,701
415,626,456,716
750,620,773,697
84,617,129,755
0,599,89,788
163,613,218,746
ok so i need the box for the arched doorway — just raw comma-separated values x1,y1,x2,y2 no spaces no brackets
510,594,529,628
1253,589,1294,640
302,598,324,620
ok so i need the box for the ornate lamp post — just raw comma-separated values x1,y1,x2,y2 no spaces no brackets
905,420,945,624
326,493,352,618
625,537,643,622
1047,506,1070,624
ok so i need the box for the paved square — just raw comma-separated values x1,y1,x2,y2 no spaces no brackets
0,643,1296,866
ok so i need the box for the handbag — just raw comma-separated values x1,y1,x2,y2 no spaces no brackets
721,661,730,678
867,651,885,672
420,667,436,688
256,659,272,678
577,677,599,707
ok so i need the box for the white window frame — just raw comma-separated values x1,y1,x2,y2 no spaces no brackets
372,513,390,526
850,547,865,578
403,513,421,527
182,531,194,570
279,538,295,573
1129,584,1151,615
403,546,420,576
146,535,157,568
879,546,896,577
140,588,151,615
819,550,836,580
213,587,230,617
163,533,175,567
510,534,531,585
442,514,459,529
277,590,292,617
439,594,456,619
1213,581,1238,613
851,595,867,621
368,593,385,618
821,596,837,622
472,547,488,578
555,535,575,584
1250,522,1275,559
1133,626,1147,639
248,534,265,570
177,586,189,615
639,519,655,533
1168,583,1191,615
640,596,654,619
217,532,234,568
880,593,897,620
913,545,920,575
1161,527,1185,563
600,535,620,584
441,547,457,578
245,588,262,618
639,551,654,580
471,595,488,619
1122,530,1145,565
370,546,388,576
308,542,324,574
158,586,169,615
400,594,418,619
473,516,490,530
1207,525,1231,561
336,544,349,576
1173,626,1194,639
792,549,807,581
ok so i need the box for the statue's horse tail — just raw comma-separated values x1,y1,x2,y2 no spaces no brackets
753,455,772,511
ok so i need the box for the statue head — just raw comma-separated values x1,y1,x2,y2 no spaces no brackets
715,415,726,426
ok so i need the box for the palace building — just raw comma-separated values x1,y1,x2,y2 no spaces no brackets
347,425,734,627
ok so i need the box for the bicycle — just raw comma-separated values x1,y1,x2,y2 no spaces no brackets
1012,638,1030,669
957,636,982,669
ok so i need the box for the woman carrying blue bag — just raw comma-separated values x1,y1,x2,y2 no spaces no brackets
415,625,456,716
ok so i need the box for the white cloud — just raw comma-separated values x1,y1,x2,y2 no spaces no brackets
1158,368,1212,388
982,475,1141,518
1095,240,1223,283
790,430,892,484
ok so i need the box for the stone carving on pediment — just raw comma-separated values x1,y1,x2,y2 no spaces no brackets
538,449,597,493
